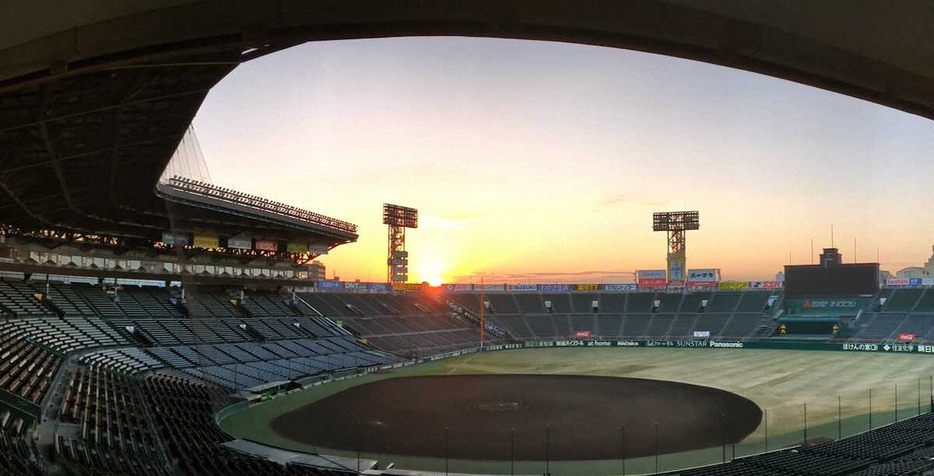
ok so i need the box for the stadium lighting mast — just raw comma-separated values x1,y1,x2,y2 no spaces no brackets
653,211,700,287
383,204,418,284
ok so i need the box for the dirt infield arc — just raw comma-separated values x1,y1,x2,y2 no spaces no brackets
271,374,762,461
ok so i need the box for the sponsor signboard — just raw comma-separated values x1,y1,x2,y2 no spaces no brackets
366,283,390,292
316,280,342,290
667,254,685,284
475,283,506,292
800,299,858,310
446,284,473,292
603,283,637,292
193,234,219,249
718,281,749,290
909,278,923,287
161,232,190,247
227,235,252,250
286,241,309,253
343,282,365,290
923,278,934,287
693,330,710,338
687,269,720,284
255,239,278,252
574,330,592,339
574,284,600,292
309,244,329,255
506,284,538,292
886,278,910,287
749,281,783,290
539,284,571,292
637,269,668,288
898,333,917,342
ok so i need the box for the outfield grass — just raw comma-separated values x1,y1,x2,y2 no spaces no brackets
220,347,934,475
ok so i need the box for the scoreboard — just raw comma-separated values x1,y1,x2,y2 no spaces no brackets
784,263,880,296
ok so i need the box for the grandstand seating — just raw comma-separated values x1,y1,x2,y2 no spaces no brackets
0,332,62,404
56,366,169,476
451,290,782,341
0,280,53,317
0,430,43,476
672,412,934,476
4,278,934,476
144,374,355,476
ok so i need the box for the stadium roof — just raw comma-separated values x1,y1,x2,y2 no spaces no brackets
1,1,932,242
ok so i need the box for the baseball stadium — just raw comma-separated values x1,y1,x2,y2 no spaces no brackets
3,2,934,476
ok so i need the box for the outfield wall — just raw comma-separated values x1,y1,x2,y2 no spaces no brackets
520,339,928,355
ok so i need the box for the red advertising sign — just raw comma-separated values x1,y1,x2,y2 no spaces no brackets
574,330,592,339
898,333,916,342
254,239,278,252
637,270,668,288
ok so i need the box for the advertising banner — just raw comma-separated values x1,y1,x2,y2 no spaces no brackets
193,234,219,249
637,270,668,288
718,281,749,291
316,280,343,290
506,284,538,292
393,283,423,292
693,330,711,338
573,284,600,292
343,282,365,290
309,244,329,255
475,283,506,292
687,269,720,284
366,283,390,293
574,330,592,339
226,235,252,250
898,333,917,342
446,284,473,292
539,284,571,292
603,283,637,292
255,239,278,252
886,278,911,287
909,278,923,287
923,278,934,287
749,281,782,290
667,252,686,285
161,232,190,247
286,241,309,253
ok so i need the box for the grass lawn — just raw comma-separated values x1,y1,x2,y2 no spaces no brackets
220,347,934,475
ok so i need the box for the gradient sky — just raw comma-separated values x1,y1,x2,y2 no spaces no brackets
190,37,934,285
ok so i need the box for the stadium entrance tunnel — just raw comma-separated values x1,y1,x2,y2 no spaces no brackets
271,374,762,461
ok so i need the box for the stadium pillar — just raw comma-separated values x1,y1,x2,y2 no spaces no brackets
764,409,769,453
721,413,726,463
544,425,550,475
654,421,659,474
356,420,361,476
444,426,449,476
621,425,626,476
895,382,898,422
919,377,922,416
803,403,807,444
837,395,842,440
510,428,515,476
869,388,873,429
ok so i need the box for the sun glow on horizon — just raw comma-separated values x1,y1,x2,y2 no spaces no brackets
415,261,447,287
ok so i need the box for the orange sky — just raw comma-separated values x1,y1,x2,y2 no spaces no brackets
191,38,934,284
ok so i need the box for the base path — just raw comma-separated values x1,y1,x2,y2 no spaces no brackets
271,374,762,461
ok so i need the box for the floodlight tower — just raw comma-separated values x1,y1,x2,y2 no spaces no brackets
383,204,418,284
653,211,700,286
